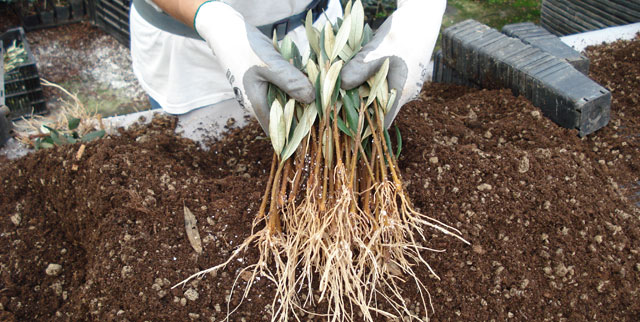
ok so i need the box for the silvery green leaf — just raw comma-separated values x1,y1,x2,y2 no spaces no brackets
81,130,106,142
290,40,303,70
296,104,304,121
322,60,344,112
323,24,335,63
280,36,294,61
284,98,295,142
385,88,397,115
315,73,323,117
376,78,389,109
272,30,279,50
306,10,321,57
362,124,372,139
358,84,370,98
362,24,373,46
306,60,319,85
344,0,352,16
365,58,389,107
349,0,364,50
331,15,352,61
338,45,354,62
269,100,285,155
281,104,317,162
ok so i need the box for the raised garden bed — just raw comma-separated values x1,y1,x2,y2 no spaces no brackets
0,34,638,321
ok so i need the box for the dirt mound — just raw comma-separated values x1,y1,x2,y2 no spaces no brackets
0,37,638,321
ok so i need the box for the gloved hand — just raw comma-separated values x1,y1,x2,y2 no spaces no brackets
194,1,315,133
340,0,446,128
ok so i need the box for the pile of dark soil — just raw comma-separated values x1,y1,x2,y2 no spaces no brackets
0,35,638,321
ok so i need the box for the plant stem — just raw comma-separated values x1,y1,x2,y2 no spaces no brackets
267,162,285,234
258,153,278,218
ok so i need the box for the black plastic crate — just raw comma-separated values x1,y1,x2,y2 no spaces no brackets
1,27,48,120
92,0,131,47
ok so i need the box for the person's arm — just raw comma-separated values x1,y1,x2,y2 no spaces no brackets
149,0,205,28
145,0,315,134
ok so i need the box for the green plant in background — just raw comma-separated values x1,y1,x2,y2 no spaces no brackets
33,117,105,150
444,0,541,31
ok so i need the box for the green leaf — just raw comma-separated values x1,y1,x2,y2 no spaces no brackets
362,24,373,46
338,44,354,62
68,117,81,130
385,88,397,115
81,130,106,142
269,100,285,155
331,74,342,107
281,105,317,162
331,15,351,61
315,73,323,117
344,0,352,16
322,60,344,112
43,125,59,136
323,24,335,63
395,125,402,159
306,60,319,85
290,40,303,70
283,98,295,142
349,0,364,51
305,10,321,57
272,29,279,50
376,78,390,109
343,91,359,133
39,142,55,149
42,137,54,145
267,84,277,107
280,36,294,61
365,58,389,107
335,113,354,138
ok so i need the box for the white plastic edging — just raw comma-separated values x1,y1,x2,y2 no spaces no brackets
560,22,640,53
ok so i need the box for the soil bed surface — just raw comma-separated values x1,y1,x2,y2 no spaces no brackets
1,36,639,321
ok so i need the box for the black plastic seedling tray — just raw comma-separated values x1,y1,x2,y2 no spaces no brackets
1,27,48,120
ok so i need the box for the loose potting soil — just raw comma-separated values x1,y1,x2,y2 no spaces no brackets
0,36,638,321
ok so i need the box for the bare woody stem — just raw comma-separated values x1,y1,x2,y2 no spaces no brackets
258,152,278,218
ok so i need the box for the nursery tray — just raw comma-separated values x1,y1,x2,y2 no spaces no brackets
91,0,131,47
1,27,48,120
502,22,589,74
18,0,86,31
541,0,640,35
432,50,479,88
442,19,611,137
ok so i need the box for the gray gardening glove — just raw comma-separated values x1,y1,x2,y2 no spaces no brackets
194,1,315,133
341,0,446,128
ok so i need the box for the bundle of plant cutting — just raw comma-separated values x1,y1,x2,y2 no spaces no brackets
176,1,468,321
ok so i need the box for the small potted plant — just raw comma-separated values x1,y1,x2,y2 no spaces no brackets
53,0,69,22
